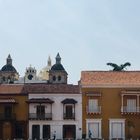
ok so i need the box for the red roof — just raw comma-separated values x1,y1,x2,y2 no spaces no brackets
81,71,140,87
24,84,79,94
0,84,79,94
0,84,25,94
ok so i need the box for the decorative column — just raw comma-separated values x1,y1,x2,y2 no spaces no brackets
40,125,43,139
51,104,52,119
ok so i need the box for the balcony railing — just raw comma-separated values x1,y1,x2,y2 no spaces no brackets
87,106,101,114
121,106,140,113
63,113,75,120
29,113,52,120
0,113,16,121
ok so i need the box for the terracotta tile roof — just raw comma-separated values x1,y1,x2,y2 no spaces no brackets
0,84,25,94
0,84,79,94
81,71,140,87
24,84,80,94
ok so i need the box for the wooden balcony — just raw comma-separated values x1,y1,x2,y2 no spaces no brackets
29,113,52,120
121,106,140,114
87,106,101,114
63,113,75,120
0,113,16,121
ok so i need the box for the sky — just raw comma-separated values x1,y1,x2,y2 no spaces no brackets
0,0,140,84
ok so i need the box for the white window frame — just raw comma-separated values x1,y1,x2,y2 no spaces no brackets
127,99,136,112
109,119,125,140
88,99,99,113
86,119,102,139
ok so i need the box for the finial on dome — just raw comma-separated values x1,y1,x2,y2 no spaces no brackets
7,54,12,65
56,53,61,64
48,56,51,66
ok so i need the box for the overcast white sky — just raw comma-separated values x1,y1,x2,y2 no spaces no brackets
0,0,140,84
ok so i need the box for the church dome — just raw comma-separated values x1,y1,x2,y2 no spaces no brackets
1,55,17,72
49,53,68,84
51,63,65,71
51,53,66,71
1,65,17,72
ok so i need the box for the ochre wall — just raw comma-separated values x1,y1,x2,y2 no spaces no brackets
0,94,28,139
82,87,140,139
0,95,28,121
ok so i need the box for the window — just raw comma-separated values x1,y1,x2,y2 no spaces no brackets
36,105,45,119
53,76,56,81
66,105,73,118
88,123,99,138
88,99,99,113
3,77,5,81
4,105,12,119
86,119,102,139
109,119,125,139
64,104,75,119
43,125,50,139
127,99,136,112
15,123,24,138
32,125,40,140
8,76,11,80
58,76,61,81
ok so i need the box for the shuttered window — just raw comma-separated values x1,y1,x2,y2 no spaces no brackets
88,99,98,113
127,99,136,112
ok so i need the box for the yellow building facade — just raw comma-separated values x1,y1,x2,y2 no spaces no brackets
0,84,28,140
81,71,140,139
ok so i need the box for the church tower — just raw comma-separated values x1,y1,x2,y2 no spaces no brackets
0,54,19,83
38,56,52,81
24,65,38,82
49,53,67,84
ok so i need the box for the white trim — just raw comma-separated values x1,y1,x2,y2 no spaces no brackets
121,93,140,96
87,93,101,96
121,91,140,94
109,119,125,140
86,119,102,139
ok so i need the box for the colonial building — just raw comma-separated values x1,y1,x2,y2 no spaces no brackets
26,53,82,139
81,71,140,139
0,84,28,140
0,55,19,83
26,84,82,140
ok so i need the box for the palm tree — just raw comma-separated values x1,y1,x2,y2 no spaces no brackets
107,62,131,71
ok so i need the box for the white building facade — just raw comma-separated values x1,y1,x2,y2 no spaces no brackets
27,84,82,140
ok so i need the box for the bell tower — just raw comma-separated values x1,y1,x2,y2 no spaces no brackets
49,53,68,84
24,65,37,82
